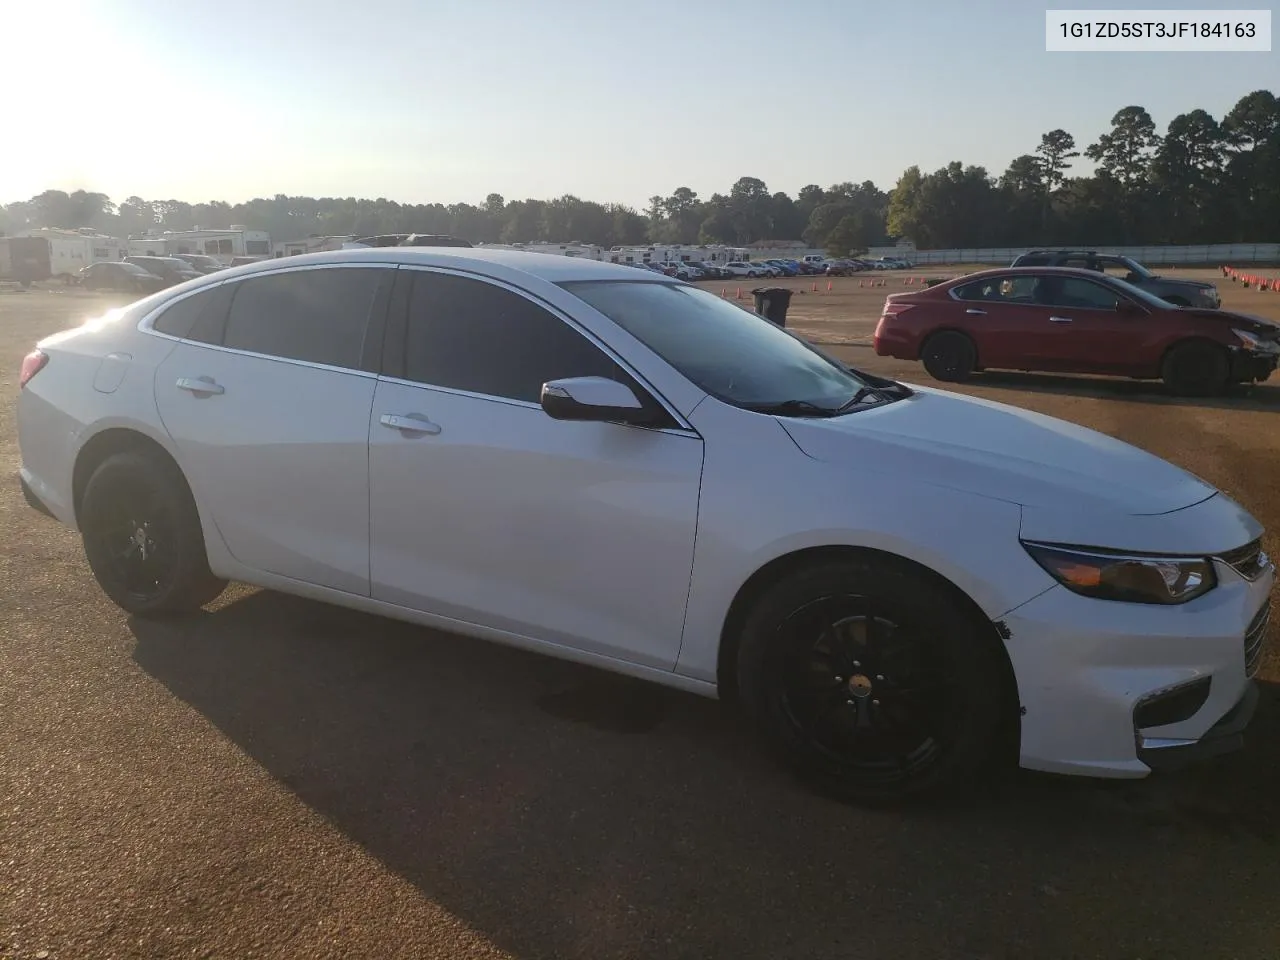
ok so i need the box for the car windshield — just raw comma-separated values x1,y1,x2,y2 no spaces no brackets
1106,273,1180,309
1119,256,1154,280
560,279,870,412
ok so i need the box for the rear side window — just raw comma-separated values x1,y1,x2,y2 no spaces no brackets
222,267,385,369
401,272,621,403
152,287,218,338
954,276,1036,302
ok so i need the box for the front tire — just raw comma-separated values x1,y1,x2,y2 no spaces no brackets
79,451,226,616
736,558,1009,805
1161,340,1229,396
920,330,977,382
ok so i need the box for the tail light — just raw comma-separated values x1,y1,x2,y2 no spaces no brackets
19,349,48,389
881,301,917,317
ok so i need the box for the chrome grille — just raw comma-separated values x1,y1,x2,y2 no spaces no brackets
1218,539,1272,581
1244,603,1270,678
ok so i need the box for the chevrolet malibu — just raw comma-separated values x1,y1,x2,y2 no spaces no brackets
16,249,1274,803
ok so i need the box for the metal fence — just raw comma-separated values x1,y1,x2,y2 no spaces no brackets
909,243,1280,266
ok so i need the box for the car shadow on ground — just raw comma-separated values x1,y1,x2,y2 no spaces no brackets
969,371,1280,412
131,589,1280,958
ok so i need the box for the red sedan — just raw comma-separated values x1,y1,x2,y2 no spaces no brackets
873,267,1280,396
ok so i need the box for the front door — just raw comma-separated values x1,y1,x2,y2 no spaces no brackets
368,268,704,669
153,265,393,595
1028,275,1151,375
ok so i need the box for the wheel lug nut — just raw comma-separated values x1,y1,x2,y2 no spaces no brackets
872,699,880,706
846,699,854,705
852,661,861,668
875,675,884,681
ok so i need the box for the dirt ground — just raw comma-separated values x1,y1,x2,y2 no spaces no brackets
4,269,1280,960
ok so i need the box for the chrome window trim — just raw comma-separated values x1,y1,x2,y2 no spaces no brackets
136,262,397,375
393,264,698,434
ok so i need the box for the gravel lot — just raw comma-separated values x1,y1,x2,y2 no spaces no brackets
3,277,1280,960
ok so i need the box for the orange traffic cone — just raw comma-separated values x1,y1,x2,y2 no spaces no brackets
811,281,818,293
826,280,833,293
735,287,743,300
720,287,727,298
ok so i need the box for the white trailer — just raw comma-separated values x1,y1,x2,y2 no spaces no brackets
130,226,272,264
17,228,126,281
606,244,748,265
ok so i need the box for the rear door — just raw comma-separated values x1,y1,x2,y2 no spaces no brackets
1028,275,1152,374
152,264,393,595
946,274,1046,369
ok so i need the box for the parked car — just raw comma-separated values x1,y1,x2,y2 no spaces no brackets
873,266,1280,395
123,256,203,287
17,248,1273,804
174,254,226,275
824,260,857,276
1010,250,1220,308
723,261,766,278
229,256,269,268
78,261,166,294
674,263,705,281
765,260,800,277
689,261,729,280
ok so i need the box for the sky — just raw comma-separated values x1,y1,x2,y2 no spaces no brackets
3,0,1276,209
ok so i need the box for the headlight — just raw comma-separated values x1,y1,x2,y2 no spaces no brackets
1233,328,1279,353
1021,542,1216,605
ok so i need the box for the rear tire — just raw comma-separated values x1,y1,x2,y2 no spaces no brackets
736,558,1009,805
1161,340,1229,397
920,331,977,382
80,451,226,617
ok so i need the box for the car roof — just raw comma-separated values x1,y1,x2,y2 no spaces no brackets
950,266,1133,281
203,247,670,284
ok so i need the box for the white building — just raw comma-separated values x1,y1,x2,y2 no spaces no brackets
17,228,127,280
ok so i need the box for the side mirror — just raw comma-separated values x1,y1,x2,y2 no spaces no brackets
540,376,661,426
1116,299,1143,316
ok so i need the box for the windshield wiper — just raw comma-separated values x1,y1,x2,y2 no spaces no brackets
835,387,882,412
741,399,841,417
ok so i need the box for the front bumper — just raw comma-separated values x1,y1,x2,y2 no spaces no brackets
1229,346,1279,382
1138,680,1259,771
1000,558,1273,778
19,473,56,519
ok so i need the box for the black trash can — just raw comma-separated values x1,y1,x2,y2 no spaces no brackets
752,286,794,327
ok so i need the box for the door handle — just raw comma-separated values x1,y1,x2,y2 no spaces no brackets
965,308,986,315
380,413,441,436
175,376,224,396
1049,316,1073,323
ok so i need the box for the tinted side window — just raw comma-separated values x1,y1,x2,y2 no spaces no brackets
404,272,621,403
954,276,1036,302
153,287,218,338
223,268,384,368
1037,277,1121,310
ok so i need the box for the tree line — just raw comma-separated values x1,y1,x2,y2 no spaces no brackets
1,89,1274,254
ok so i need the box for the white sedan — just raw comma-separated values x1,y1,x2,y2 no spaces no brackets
17,249,1272,803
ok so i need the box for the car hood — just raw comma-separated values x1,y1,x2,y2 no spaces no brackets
779,385,1216,515
1149,275,1216,291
